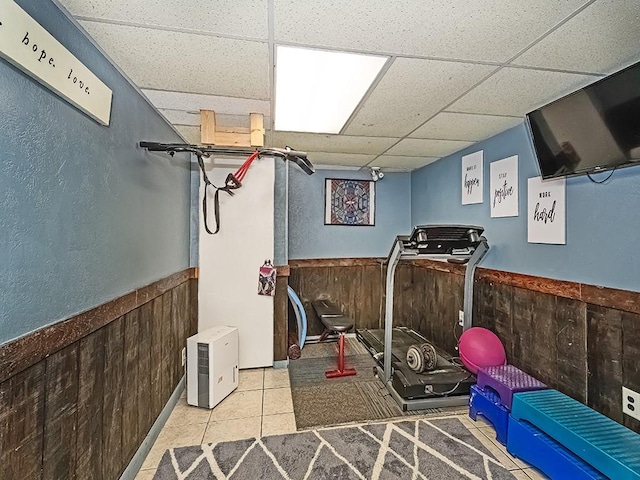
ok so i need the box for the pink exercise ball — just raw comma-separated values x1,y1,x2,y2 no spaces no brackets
458,327,506,374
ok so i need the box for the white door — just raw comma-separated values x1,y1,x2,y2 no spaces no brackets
198,156,275,368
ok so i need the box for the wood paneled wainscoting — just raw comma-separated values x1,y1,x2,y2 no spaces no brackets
287,258,639,434
0,269,198,479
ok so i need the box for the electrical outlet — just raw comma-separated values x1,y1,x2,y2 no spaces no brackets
458,310,464,327
181,347,186,367
623,386,640,421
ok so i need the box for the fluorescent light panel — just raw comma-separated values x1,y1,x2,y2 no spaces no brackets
275,46,387,134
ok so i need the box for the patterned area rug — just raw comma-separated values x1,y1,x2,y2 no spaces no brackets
153,417,517,479
289,338,465,429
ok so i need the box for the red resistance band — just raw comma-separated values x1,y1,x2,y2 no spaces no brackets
202,150,261,235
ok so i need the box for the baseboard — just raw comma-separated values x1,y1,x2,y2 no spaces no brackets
120,376,186,480
273,359,289,369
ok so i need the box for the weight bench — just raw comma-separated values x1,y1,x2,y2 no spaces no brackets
509,389,640,480
311,300,356,378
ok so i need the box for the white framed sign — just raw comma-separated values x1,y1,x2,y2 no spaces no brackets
527,176,566,244
490,155,519,217
0,0,113,125
462,150,483,205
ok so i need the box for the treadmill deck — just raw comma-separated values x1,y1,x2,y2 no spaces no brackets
356,327,474,400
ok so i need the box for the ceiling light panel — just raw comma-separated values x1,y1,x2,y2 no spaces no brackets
274,46,387,134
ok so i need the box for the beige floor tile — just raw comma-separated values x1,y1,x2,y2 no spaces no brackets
478,425,499,443
140,443,168,471
262,413,297,437
263,387,293,416
203,416,262,444
470,414,494,428
165,403,212,427
264,367,290,389
237,368,264,392
509,471,533,480
141,423,207,470
209,389,263,421
523,467,549,479
468,427,519,470
457,414,478,430
135,468,157,480
507,450,534,469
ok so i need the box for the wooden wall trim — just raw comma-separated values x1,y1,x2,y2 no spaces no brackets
275,265,290,277
290,258,640,316
289,258,385,268
477,268,582,300
0,267,197,384
476,268,640,314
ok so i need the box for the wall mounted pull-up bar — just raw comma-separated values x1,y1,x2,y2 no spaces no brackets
139,142,314,234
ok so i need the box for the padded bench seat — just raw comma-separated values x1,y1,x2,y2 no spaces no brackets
510,389,640,480
311,300,356,378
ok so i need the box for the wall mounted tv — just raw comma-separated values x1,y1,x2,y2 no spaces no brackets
526,60,640,179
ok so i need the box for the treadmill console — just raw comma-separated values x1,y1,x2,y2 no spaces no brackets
404,225,484,255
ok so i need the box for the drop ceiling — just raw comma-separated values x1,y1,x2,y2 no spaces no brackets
57,0,640,171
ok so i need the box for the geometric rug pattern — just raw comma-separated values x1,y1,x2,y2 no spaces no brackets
153,417,517,479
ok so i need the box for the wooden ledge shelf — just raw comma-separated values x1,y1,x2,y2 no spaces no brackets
200,110,264,148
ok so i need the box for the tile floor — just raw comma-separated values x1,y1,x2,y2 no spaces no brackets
136,367,296,479
136,367,548,479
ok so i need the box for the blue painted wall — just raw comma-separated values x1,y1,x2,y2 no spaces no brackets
0,0,191,344
288,169,411,259
411,123,640,292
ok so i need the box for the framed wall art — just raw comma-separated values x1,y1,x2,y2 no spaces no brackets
324,178,375,226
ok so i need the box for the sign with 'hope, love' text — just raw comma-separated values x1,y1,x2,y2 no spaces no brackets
0,0,112,125
461,150,483,205
527,176,566,244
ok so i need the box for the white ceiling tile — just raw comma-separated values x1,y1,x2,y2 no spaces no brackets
159,109,201,126
174,125,201,144
385,138,473,158
370,156,439,170
512,0,640,75
142,90,271,116
271,132,398,155
304,152,376,167
345,58,496,137
159,109,267,128
448,67,599,116
410,112,522,141
274,0,588,62
80,21,269,98
59,0,268,40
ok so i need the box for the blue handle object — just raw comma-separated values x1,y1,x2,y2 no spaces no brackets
287,286,307,349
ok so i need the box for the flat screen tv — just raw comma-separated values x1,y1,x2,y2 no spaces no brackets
526,60,640,179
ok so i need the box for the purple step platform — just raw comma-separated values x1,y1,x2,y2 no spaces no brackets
477,365,546,410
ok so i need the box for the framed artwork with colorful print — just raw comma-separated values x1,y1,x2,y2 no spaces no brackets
324,178,375,226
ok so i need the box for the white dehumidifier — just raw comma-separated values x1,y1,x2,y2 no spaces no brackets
186,326,239,409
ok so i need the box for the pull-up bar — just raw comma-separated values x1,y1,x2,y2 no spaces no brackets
139,141,315,234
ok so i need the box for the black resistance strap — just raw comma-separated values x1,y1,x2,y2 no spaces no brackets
139,142,314,234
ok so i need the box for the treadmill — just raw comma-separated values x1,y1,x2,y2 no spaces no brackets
357,225,489,411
